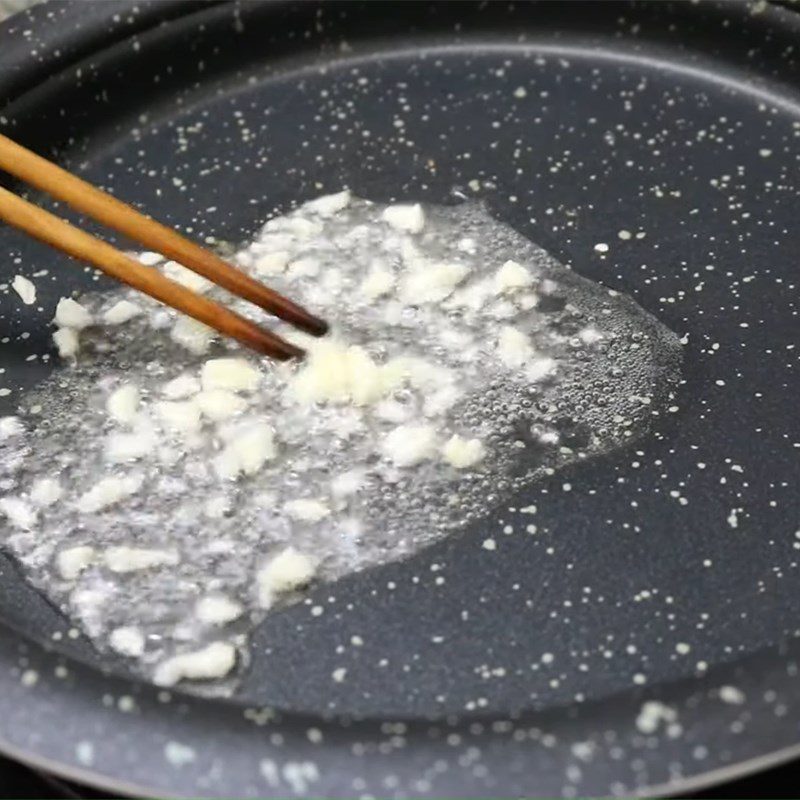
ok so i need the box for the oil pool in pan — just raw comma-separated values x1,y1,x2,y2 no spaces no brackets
0,1,798,798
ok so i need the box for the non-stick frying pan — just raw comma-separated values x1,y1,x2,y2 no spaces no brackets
0,1,798,796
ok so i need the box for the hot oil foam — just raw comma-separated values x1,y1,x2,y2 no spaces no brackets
0,195,681,689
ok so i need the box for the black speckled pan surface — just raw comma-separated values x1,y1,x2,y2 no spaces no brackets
0,0,798,796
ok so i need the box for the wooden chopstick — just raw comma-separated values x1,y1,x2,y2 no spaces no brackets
0,185,303,361
0,132,329,351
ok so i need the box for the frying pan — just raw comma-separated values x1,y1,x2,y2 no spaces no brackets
0,0,798,796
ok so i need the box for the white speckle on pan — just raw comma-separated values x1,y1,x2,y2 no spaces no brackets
75,741,94,766
593,242,609,253
636,700,678,734
719,685,746,705
164,740,196,767
20,669,38,687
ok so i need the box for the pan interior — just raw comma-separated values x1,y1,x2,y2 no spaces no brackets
0,3,798,722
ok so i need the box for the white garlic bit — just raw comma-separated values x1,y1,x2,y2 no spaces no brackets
494,260,534,292
214,422,276,479
103,300,141,325
304,190,351,217
256,547,316,607
283,498,331,522
30,478,63,507
291,340,403,406
106,384,140,425
171,316,215,354
103,546,179,573
195,595,243,625
0,497,37,529
161,374,201,400
55,546,96,580
109,626,145,657
53,327,80,358
201,358,260,393
497,325,534,368
12,275,36,305
54,297,92,329
195,389,246,421
442,435,485,469
76,474,143,513
153,641,236,686
382,203,425,233
381,424,437,467
400,262,468,304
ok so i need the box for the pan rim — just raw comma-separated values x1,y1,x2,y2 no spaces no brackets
1,1,800,797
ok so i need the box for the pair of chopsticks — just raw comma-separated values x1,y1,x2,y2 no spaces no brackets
0,133,327,360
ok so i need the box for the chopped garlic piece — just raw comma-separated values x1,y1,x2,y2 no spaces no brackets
54,298,92,329
170,316,215,354
161,374,200,399
381,424,437,467
204,495,229,519
105,428,157,462
155,400,202,433
400,262,468,304
0,496,37,529
264,215,323,239
0,416,24,441
578,327,603,344
423,385,462,416
137,251,163,266
154,641,236,686
214,422,276,479
359,268,395,300
526,358,556,382
195,389,246,421
106,384,140,425
497,325,534,368
253,251,290,275
55,546,95,580
163,260,213,293
109,626,145,657
257,547,316,607
104,546,178,573
12,275,36,305
76,474,142,513
382,203,425,233
30,478,62,506
442,435,485,468
195,595,243,625
291,340,403,406
331,469,366,497
53,327,80,358
286,257,321,280
201,358,260,393
103,300,141,325
284,498,330,522
304,190,351,216
494,260,533,292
